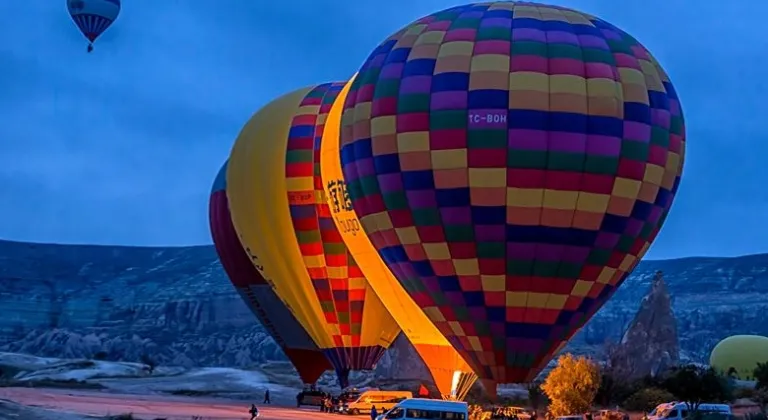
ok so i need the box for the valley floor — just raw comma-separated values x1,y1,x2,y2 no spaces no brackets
0,387,341,419
0,351,339,419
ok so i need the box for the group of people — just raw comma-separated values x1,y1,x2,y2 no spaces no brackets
490,407,539,420
319,393,338,412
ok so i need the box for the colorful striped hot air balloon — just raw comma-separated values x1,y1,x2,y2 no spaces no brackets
320,78,477,400
338,1,685,392
209,161,331,385
227,84,401,388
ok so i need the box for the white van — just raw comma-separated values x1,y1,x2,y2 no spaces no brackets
381,398,468,420
344,390,413,415
649,402,731,420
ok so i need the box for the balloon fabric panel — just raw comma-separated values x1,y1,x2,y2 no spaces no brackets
320,79,477,400
209,162,330,384
227,86,336,350
286,83,350,343
339,2,684,386
285,83,401,386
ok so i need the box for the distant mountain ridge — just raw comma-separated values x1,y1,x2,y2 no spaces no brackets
0,238,766,375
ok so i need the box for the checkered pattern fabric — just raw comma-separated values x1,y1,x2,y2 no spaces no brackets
338,1,684,384
285,83,391,385
286,82,372,348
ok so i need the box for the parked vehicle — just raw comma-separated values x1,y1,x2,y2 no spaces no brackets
381,398,468,420
296,388,326,407
649,403,731,420
342,390,412,415
335,389,364,412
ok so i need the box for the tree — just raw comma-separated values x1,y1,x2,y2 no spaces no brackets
755,362,768,390
622,388,676,412
140,353,156,375
541,354,601,416
527,382,545,410
753,387,768,414
596,371,637,407
662,365,730,411
597,341,635,407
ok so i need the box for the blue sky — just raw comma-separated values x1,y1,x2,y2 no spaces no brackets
0,0,766,260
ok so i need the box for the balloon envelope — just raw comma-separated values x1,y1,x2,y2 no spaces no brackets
67,0,120,43
321,78,477,400
709,335,768,381
339,1,685,389
209,161,330,384
228,85,400,388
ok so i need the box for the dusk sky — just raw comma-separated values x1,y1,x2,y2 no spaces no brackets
0,0,766,260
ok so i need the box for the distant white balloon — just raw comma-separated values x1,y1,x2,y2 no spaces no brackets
67,0,121,52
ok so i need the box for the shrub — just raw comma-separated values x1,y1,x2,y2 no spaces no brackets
596,373,638,406
754,387,768,414
527,382,546,410
622,387,676,413
756,363,768,390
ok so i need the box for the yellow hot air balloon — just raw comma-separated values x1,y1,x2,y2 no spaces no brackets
227,84,401,388
709,335,768,380
319,78,478,400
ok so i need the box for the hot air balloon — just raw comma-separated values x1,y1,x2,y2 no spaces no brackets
227,84,402,388
338,1,685,393
320,78,477,400
209,161,331,385
67,0,121,52
710,335,768,380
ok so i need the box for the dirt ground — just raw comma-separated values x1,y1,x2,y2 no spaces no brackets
0,387,363,420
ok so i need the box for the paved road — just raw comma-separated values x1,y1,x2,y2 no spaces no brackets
0,387,345,420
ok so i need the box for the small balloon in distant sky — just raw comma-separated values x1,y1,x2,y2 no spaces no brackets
67,0,121,53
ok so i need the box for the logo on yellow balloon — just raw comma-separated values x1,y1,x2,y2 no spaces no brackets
326,179,361,236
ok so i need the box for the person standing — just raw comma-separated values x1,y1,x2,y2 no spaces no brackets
263,388,271,404
249,404,259,419
371,406,378,420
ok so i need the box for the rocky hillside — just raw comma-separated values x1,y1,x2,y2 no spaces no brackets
0,239,766,374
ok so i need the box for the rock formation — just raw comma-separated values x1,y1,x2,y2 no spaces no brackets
608,271,680,379
1,238,768,372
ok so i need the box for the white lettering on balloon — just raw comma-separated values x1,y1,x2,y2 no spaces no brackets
468,110,507,128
